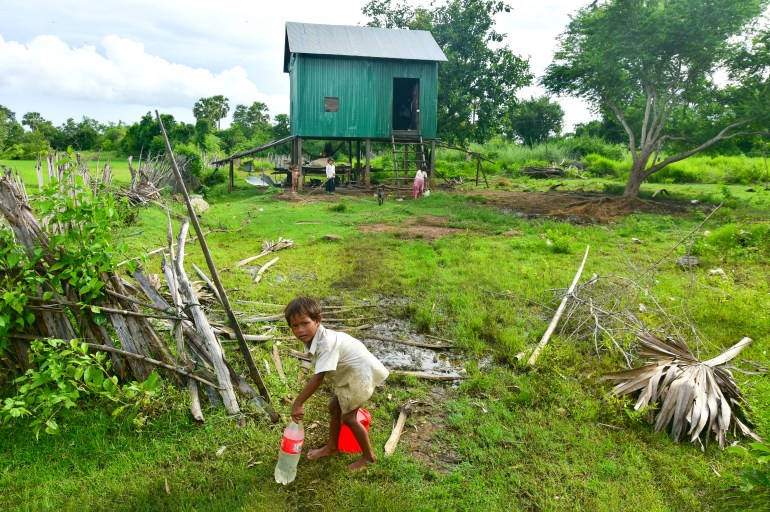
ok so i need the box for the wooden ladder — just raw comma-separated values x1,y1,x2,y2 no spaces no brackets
391,135,427,189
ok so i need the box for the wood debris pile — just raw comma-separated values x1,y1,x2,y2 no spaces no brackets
0,169,274,422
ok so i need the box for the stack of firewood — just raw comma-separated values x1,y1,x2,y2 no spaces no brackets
0,169,273,422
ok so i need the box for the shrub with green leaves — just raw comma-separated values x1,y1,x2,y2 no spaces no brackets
692,222,770,261
1,168,134,383
1,339,161,437
727,442,770,495
583,153,625,177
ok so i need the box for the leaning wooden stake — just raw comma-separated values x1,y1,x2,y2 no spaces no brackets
527,245,590,366
156,111,278,422
384,402,413,456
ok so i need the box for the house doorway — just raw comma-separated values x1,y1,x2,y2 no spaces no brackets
392,78,420,132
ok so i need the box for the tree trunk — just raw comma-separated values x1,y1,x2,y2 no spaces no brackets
624,153,651,197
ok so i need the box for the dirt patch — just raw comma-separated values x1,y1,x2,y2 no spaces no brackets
397,386,460,473
473,190,692,222
360,223,463,240
360,215,466,240
273,187,695,222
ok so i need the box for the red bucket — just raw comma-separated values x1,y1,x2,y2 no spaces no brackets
338,408,371,453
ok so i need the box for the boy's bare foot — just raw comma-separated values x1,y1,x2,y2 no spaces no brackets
307,446,338,460
347,457,375,472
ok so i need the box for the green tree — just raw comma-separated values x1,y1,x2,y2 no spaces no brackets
193,95,230,129
542,0,770,197
509,96,564,146
271,113,292,154
21,112,46,132
121,112,178,156
232,101,270,138
0,106,24,155
363,0,532,144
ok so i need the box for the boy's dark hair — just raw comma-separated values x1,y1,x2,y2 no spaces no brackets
284,296,322,323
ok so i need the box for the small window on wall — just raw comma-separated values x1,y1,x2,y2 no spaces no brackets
324,97,339,112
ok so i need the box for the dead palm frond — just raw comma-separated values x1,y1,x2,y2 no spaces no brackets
603,332,761,450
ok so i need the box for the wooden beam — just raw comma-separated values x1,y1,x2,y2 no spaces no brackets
365,138,371,188
429,139,436,188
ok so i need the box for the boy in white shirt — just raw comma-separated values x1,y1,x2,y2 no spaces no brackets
285,296,389,471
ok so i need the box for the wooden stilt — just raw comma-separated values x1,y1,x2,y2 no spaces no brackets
365,138,371,188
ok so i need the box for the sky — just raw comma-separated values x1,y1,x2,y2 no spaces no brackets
0,0,594,133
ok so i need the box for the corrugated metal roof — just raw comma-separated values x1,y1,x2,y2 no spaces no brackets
283,22,447,72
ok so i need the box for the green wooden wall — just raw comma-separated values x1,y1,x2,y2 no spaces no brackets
288,55,438,139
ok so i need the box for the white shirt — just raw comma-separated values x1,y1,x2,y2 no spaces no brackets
325,164,336,179
308,325,389,413
415,169,427,181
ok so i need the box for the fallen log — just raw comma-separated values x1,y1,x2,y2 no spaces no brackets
384,402,412,456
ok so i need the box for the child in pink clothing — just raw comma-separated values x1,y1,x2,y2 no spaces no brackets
285,297,389,472
413,164,427,199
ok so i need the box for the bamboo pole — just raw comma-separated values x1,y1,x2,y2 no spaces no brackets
527,245,590,366
84,343,221,389
156,111,278,422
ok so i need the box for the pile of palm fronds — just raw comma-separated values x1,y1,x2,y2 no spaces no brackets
603,332,761,450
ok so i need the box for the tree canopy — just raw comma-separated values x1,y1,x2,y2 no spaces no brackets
363,0,532,144
193,95,230,130
508,96,564,147
542,0,770,197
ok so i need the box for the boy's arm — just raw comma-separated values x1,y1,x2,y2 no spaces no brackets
291,372,326,422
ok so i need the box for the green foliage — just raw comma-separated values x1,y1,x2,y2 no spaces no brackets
1,338,161,437
508,96,565,146
583,153,626,178
0,164,129,342
692,222,770,262
727,442,770,494
363,0,532,144
561,135,628,161
543,0,770,196
193,95,230,130
328,201,349,213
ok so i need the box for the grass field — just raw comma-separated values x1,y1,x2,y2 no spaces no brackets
1,168,769,511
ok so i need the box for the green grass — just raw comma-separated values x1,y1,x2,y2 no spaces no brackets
0,156,133,187
1,178,769,511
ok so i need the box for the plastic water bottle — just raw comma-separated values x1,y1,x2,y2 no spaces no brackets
274,421,304,485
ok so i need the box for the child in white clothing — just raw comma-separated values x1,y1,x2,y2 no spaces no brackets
285,296,389,471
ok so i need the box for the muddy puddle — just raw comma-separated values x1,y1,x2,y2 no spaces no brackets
359,319,467,379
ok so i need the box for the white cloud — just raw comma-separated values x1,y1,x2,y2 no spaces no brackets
0,0,596,129
0,34,277,117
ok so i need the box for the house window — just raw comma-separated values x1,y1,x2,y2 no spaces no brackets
324,97,339,112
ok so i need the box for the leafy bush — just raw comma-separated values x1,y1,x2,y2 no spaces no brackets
647,162,703,184
560,135,627,160
1,167,130,348
727,442,770,494
328,201,349,213
1,339,161,437
583,153,625,177
692,222,770,261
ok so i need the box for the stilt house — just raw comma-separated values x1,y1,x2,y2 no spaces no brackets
284,22,447,187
